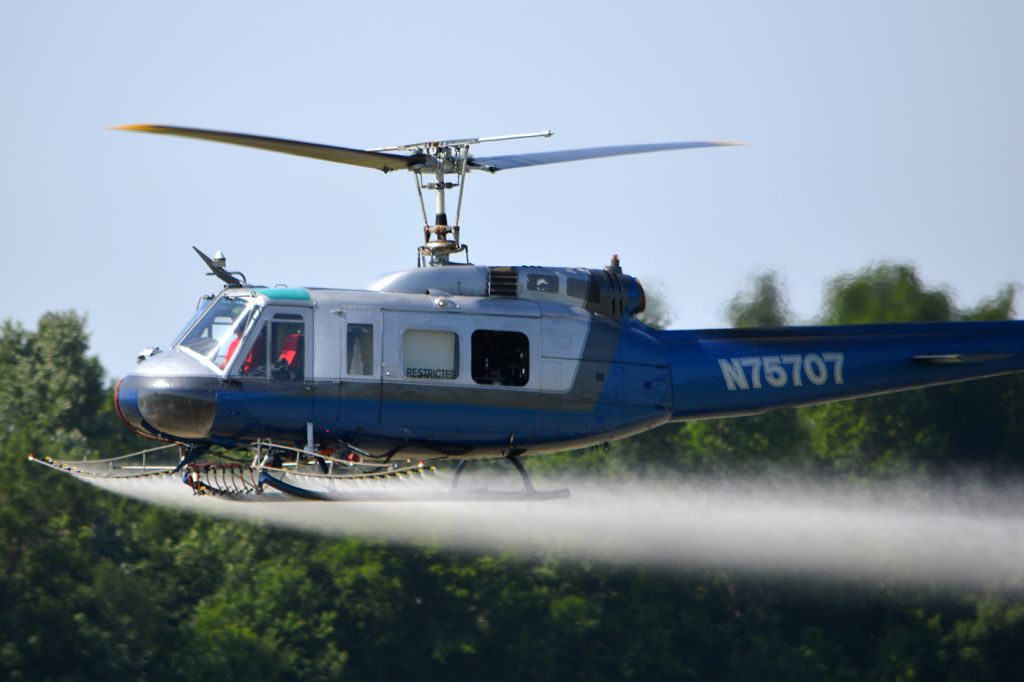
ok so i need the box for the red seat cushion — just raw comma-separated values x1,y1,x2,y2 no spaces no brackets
278,332,302,369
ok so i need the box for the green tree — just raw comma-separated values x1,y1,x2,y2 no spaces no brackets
821,262,953,325
0,312,176,679
726,270,792,328
805,262,1022,477
4,281,1024,682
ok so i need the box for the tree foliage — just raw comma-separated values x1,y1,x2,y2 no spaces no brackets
726,270,792,328
822,262,954,325
3,265,1024,680
807,262,1024,477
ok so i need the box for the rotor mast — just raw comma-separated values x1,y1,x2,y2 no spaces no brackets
374,131,553,267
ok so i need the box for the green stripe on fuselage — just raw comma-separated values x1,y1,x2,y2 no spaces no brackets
256,287,311,301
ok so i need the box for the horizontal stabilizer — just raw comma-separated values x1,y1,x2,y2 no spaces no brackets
912,353,1013,364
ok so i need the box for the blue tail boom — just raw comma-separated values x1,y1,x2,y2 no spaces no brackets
658,321,1024,421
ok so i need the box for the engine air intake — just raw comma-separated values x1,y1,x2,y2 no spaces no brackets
488,267,519,297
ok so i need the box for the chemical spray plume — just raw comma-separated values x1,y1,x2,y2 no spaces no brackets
83,470,1024,591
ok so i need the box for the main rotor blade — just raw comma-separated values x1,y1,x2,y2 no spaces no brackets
113,124,418,173
469,140,743,172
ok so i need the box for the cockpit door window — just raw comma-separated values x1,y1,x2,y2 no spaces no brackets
271,317,305,381
238,324,269,377
235,313,307,381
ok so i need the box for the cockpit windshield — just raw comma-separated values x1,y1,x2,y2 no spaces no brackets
176,296,258,369
171,295,215,348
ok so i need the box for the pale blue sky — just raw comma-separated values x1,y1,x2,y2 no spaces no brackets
2,1,1022,379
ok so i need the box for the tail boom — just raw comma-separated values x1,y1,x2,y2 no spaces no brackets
657,321,1024,421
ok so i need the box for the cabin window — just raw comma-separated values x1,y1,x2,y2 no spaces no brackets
403,329,459,380
527,274,560,294
238,314,305,381
346,323,374,376
471,330,529,387
567,278,590,301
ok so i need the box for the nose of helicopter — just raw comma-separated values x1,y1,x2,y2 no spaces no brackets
115,351,219,441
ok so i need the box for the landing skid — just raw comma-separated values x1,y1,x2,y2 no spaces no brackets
445,456,570,501
28,440,570,503
257,449,569,501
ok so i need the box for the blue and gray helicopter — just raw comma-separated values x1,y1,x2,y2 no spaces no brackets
32,125,1024,500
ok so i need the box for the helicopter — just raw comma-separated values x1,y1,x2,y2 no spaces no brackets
30,124,1024,501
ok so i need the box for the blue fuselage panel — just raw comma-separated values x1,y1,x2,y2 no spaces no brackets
117,319,1024,458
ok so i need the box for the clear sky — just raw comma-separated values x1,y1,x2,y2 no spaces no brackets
2,1,1022,380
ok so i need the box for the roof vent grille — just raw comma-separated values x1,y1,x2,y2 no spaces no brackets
488,267,519,298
